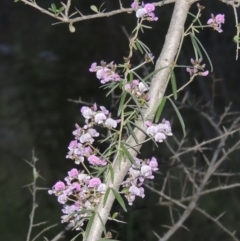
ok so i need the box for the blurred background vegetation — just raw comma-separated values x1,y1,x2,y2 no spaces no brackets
0,0,239,240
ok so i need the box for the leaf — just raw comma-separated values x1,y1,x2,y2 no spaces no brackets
117,91,127,117
51,3,57,12
83,212,96,241
112,212,118,219
59,6,65,12
233,35,240,43
167,97,186,137
155,97,166,122
143,66,168,82
135,39,144,54
129,71,133,83
193,34,213,72
120,143,138,167
109,164,114,183
111,188,127,212
129,120,148,136
130,93,144,121
103,187,111,207
190,33,202,60
170,68,177,100
90,5,98,13
126,122,139,144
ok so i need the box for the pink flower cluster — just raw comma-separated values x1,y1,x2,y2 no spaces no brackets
131,1,158,21
66,104,119,165
207,14,225,33
122,157,158,205
89,61,121,84
48,169,106,229
186,58,209,77
125,79,150,100
146,119,173,142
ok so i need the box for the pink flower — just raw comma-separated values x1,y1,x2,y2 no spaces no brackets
131,1,138,9
149,157,158,171
207,14,225,33
144,3,155,13
88,178,101,188
215,14,225,24
89,62,97,72
54,181,65,191
88,155,107,166
68,168,79,178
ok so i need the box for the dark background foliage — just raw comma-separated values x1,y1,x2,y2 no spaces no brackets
0,0,239,240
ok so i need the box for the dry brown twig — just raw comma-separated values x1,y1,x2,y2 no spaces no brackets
24,151,57,241
145,104,240,241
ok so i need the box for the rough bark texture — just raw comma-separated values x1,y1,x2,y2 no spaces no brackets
86,0,195,240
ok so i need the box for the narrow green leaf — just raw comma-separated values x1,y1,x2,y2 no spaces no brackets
111,188,127,212
14,0,19,2
129,71,133,83
132,43,138,50
59,6,65,12
170,68,177,100
193,34,213,72
126,122,139,144
117,92,127,117
51,3,57,11
109,164,114,183
112,212,118,219
83,212,96,241
190,33,202,59
167,97,186,137
143,66,168,82
90,5,98,13
137,39,151,52
155,97,167,122
130,94,144,121
129,120,148,136
135,40,144,54
120,143,137,167
103,187,111,207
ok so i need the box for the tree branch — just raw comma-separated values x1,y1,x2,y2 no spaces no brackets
86,0,196,240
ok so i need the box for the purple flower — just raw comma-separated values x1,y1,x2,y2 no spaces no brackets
89,62,97,72
131,1,138,9
97,183,107,193
54,181,66,191
144,3,155,13
68,168,79,178
215,14,225,24
88,155,107,166
141,165,154,178
136,8,148,18
207,14,225,33
154,132,166,142
95,112,107,124
105,118,117,128
88,178,101,188
79,133,94,144
149,157,158,171
58,194,68,204
81,106,94,119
